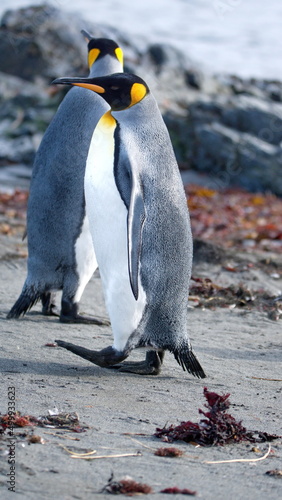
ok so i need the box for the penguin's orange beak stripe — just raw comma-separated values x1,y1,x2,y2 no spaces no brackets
72,83,105,93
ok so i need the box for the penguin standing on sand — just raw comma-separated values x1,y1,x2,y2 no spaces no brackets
53,72,206,378
7,32,123,323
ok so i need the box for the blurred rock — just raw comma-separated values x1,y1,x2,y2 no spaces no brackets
0,135,35,164
166,94,282,194
0,4,281,196
191,121,282,193
0,3,137,81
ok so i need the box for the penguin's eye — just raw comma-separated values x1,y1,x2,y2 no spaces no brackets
110,86,120,90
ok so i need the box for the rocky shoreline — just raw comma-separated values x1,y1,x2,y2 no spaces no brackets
0,3,282,195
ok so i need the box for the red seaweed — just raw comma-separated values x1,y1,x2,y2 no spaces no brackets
102,474,152,495
1,412,35,428
0,411,87,432
155,388,280,446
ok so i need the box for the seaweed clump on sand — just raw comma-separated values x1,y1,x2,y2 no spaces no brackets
155,388,280,446
102,474,152,495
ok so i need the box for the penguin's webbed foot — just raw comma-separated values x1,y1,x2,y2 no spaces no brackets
55,340,127,368
60,298,110,326
108,350,165,375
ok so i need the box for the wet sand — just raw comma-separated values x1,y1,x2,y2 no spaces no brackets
0,232,281,499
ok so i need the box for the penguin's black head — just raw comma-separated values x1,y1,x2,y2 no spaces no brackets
52,73,150,111
81,30,123,68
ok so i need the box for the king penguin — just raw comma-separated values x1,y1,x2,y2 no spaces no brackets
53,72,206,378
7,32,123,323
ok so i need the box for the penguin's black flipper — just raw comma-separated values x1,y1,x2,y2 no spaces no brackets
127,173,146,301
7,287,40,319
174,348,206,379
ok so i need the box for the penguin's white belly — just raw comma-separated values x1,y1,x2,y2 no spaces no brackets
74,214,97,302
84,116,146,352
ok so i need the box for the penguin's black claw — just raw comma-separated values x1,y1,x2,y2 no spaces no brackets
108,350,164,376
59,313,110,326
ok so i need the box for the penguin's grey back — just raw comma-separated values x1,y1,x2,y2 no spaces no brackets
26,56,120,289
27,88,106,283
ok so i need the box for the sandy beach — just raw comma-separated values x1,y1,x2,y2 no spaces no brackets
0,228,281,499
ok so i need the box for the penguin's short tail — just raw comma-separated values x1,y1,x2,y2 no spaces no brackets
7,286,40,319
174,348,206,379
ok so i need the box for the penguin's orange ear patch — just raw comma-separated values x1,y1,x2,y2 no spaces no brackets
130,83,147,107
115,47,123,65
88,48,100,68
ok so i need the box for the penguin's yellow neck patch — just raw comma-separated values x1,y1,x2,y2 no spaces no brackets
115,47,123,65
99,110,116,129
130,83,147,107
88,48,100,68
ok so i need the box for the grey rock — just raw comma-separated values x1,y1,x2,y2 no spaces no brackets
0,5,86,80
0,3,138,82
144,43,196,78
220,95,282,145
191,121,282,193
0,163,32,189
0,135,36,164
0,4,282,196
165,93,282,195
0,70,59,170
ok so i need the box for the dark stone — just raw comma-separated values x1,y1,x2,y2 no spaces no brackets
0,4,135,82
0,34,44,81
147,44,168,67
168,94,282,195
185,70,201,90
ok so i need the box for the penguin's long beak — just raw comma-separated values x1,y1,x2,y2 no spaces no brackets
52,77,105,93
81,29,93,41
